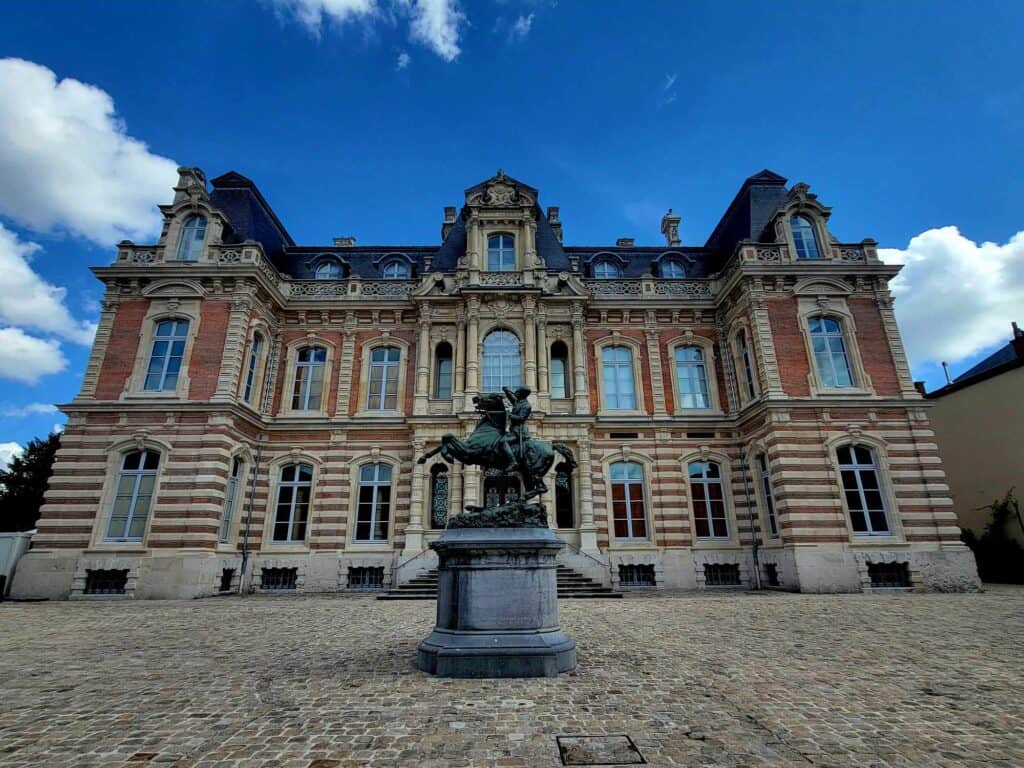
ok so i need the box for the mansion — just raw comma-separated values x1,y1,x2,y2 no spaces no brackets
12,168,979,599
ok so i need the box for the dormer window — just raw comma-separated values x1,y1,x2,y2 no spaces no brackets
381,259,410,279
176,215,206,261
661,258,685,278
790,215,821,259
315,259,342,280
487,234,515,271
593,259,621,279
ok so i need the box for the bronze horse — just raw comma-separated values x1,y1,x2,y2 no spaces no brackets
417,390,576,501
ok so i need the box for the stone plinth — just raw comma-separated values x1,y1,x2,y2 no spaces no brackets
416,527,577,678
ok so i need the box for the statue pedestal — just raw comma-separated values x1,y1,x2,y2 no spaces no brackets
416,527,577,678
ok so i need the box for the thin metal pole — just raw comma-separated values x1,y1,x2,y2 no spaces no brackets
238,439,263,595
739,455,761,590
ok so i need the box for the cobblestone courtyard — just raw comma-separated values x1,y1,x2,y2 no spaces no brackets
1,587,1022,768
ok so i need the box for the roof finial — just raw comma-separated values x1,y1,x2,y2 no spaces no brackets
496,168,505,180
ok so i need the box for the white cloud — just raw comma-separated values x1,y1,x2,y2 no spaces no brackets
0,223,96,345
396,51,411,69
1,403,58,418
879,227,1024,366
0,58,178,246
663,72,678,91
0,442,23,470
270,0,377,35
0,328,67,384
406,0,465,62
52,422,65,434
509,13,534,41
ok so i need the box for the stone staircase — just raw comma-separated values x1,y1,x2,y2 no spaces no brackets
376,564,621,600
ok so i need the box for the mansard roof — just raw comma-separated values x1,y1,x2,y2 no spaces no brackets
209,171,294,260
703,168,790,256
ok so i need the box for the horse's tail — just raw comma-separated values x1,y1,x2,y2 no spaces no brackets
552,442,578,472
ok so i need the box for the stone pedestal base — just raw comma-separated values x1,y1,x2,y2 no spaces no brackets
417,527,577,678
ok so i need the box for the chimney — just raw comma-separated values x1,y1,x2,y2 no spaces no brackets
941,361,952,384
616,237,635,248
913,381,927,396
172,167,208,205
333,236,356,247
661,208,681,247
546,206,563,243
441,206,457,241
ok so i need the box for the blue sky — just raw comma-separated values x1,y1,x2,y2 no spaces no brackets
0,0,1022,456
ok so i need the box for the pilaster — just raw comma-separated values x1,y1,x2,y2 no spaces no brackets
749,281,785,398
334,311,358,417
403,437,427,555
576,438,598,553
523,296,538,393
876,288,921,398
76,294,119,400
413,307,431,415
644,312,669,417
211,296,253,402
571,304,590,414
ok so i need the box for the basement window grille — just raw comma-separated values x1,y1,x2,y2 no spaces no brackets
261,567,298,590
868,561,911,588
84,569,129,595
763,563,779,587
618,563,656,587
348,566,385,590
704,563,741,586
219,568,235,593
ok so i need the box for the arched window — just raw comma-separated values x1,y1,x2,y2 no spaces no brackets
592,259,621,279
837,445,891,535
315,259,342,280
434,342,453,399
176,215,206,261
483,467,520,508
366,346,401,410
144,319,189,391
429,464,449,529
273,463,312,542
105,449,160,541
689,460,728,539
356,463,392,542
601,345,636,410
482,330,521,392
808,316,853,388
610,461,646,539
292,346,326,411
661,258,686,278
242,332,263,405
555,461,575,529
790,215,821,259
734,330,757,402
487,234,516,271
549,341,570,399
675,346,710,409
756,454,779,538
381,259,410,279
220,456,244,544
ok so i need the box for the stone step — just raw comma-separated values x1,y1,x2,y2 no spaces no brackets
377,564,622,600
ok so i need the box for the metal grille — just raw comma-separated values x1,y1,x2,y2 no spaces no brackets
261,567,297,590
84,569,129,595
347,566,385,590
618,564,656,587
868,561,911,588
219,568,235,593
703,563,741,586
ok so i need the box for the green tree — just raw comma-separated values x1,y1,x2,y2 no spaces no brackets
961,488,1024,584
0,432,61,532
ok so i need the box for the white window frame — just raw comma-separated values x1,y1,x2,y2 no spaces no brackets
366,345,401,411
795,296,874,397
756,453,779,538
688,460,730,541
549,341,570,400
315,260,342,280
381,259,410,279
601,345,636,410
143,319,190,392
661,258,686,278
808,315,855,388
837,445,892,536
609,460,649,541
220,456,244,544
271,462,314,544
732,327,759,404
482,329,522,392
433,341,453,399
790,214,821,259
292,346,327,411
487,233,516,272
104,449,161,543
354,462,394,544
241,332,264,406
175,215,207,261
666,335,722,414
592,259,622,279
674,345,711,410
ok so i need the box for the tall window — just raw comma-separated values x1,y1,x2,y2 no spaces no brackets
602,345,636,410
482,330,521,392
791,215,821,259
675,346,710,409
315,259,342,279
220,456,243,544
808,316,853,388
273,463,312,543
661,258,685,278
757,454,779,538
487,234,515,271
242,333,263,405
593,259,621,279
356,463,392,542
430,464,449,529
735,330,757,402
381,259,409,279
292,346,326,411
367,346,400,410
484,468,520,507
106,450,160,541
434,342,453,399
144,319,189,391
689,460,728,539
610,461,646,539
838,445,891,535
555,462,575,529
550,341,570,399
176,215,206,261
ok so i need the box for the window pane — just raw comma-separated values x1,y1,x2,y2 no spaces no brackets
868,510,890,533
849,509,867,532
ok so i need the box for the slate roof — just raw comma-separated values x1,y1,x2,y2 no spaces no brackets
925,330,1024,399
954,342,1020,383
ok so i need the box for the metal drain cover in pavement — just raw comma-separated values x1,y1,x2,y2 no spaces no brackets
557,735,645,765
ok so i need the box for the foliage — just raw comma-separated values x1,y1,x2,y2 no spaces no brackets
0,432,60,532
960,488,1024,584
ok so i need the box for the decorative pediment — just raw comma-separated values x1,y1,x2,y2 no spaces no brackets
141,279,208,299
465,170,537,209
790,277,853,297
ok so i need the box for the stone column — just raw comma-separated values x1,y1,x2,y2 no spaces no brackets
76,294,119,400
451,462,465,519
465,296,481,403
413,308,431,415
571,306,590,413
576,439,599,553
212,297,253,402
523,296,538,393
644,313,669,417
749,290,785,398
462,465,480,509
536,312,550,411
454,314,467,412
403,437,427,555
876,290,920,397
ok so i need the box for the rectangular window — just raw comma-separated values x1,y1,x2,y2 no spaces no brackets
434,351,452,399
105,450,160,542
703,563,741,586
355,463,392,543
347,566,385,590
618,564,656,587
261,567,297,590
219,568,235,593
550,356,568,399
220,457,243,544
675,346,710,409
84,569,129,595
602,346,636,410
689,461,729,539
610,461,646,539
838,445,891,535
291,347,326,411
367,346,400,410
868,561,911,587
243,334,263,404
144,319,189,392
757,454,779,538
273,463,312,543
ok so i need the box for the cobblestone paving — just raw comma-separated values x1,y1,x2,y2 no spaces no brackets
1,587,1022,767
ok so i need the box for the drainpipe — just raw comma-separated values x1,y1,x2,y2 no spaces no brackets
739,456,762,590
238,433,266,595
